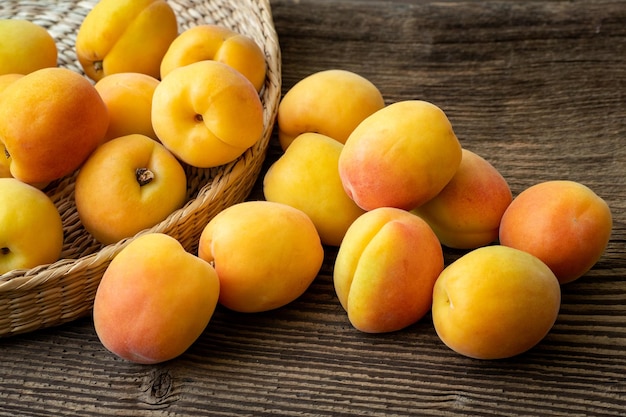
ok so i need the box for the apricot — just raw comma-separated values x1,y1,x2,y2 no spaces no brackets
277,69,385,149
152,60,264,168
0,67,109,185
334,207,444,333
0,19,57,75
75,134,187,245
499,180,612,284
338,100,462,211
198,201,324,313
263,132,366,246
412,148,512,249
93,233,220,364
160,24,266,92
95,72,160,142
75,0,178,81
0,178,64,275
432,245,561,359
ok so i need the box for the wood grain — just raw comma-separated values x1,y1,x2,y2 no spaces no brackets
1,1,625,416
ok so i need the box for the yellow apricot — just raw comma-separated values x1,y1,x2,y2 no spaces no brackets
160,24,266,92
151,60,264,168
277,69,385,149
432,245,561,359
0,19,57,75
76,0,178,81
263,132,366,246
95,72,160,142
74,134,187,245
198,201,324,313
0,178,64,274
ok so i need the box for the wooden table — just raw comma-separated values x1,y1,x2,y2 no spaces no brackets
1,0,625,415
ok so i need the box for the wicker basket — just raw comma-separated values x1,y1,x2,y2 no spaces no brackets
0,0,281,337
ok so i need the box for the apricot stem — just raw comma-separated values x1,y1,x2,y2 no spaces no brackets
195,114,203,122
1,247,9,255
136,168,155,186
94,60,103,73
4,148,9,159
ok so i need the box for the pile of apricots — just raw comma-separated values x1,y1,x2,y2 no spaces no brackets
0,0,613,363
268,69,612,360
0,0,267,249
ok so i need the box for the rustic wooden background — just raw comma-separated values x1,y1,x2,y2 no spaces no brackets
1,0,625,416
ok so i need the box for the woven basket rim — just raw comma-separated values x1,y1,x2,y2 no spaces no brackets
0,0,282,337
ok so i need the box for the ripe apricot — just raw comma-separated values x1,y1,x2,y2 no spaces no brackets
0,19,57,75
198,201,324,313
499,180,612,284
0,74,23,180
0,67,109,184
412,148,512,249
432,245,561,359
338,100,462,211
94,233,220,364
76,0,178,81
277,69,385,149
0,178,64,274
263,132,366,246
160,24,266,92
334,207,444,333
75,134,187,245
152,60,264,168
95,72,160,142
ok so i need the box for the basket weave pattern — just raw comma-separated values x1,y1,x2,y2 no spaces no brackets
0,0,281,336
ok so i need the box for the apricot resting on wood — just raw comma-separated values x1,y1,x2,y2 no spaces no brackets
412,148,512,250
499,180,612,284
94,233,220,364
277,69,385,149
432,245,561,360
198,201,324,313
338,100,462,211
263,132,366,246
334,207,444,333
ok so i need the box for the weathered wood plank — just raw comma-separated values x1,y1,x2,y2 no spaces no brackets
0,1,624,416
